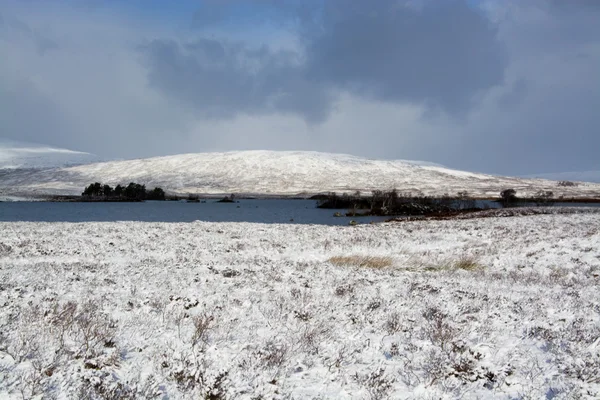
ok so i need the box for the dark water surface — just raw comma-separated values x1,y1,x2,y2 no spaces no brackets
1,199,599,225
0,199,393,225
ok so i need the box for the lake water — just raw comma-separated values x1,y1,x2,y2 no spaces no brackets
0,199,393,225
1,199,598,225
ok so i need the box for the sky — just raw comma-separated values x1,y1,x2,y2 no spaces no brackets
0,0,599,176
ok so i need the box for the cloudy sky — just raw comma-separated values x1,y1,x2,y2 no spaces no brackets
1,0,598,175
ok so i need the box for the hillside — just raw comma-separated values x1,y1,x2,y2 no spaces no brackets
1,150,600,198
526,170,600,184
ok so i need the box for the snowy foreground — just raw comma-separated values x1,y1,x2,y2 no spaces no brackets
1,214,600,399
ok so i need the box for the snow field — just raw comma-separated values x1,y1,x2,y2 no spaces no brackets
0,214,599,398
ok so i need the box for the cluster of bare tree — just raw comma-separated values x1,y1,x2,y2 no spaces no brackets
82,182,165,201
316,190,482,216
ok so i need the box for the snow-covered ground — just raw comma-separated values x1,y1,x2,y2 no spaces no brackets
2,150,600,198
1,213,600,399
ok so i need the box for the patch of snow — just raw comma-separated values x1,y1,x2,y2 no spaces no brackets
0,214,599,398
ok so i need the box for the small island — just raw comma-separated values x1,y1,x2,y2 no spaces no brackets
216,194,237,203
81,182,166,201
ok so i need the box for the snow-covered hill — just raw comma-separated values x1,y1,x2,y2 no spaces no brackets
1,150,600,198
0,140,101,169
525,171,600,184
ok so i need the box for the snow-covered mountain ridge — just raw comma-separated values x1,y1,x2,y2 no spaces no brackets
0,140,101,169
1,150,600,198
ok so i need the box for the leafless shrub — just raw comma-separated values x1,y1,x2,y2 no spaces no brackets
76,371,162,400
563,317,600,346
397,343,421,387
2,304,47,364
221,269,240,278
384,311,402,335
548,266,569,283
16,367,47,400
526,326,556,342
72,301,117,358
172,310,187,341
256,341,289,369
422,348,448,385
366,298,382,312
191,314,214,349
289,287,302,299
4,327,41,363
163,350,213,393
203,369,230,400
334,283,354,297
388,342,400,357
329,255,393,269
421,341,492,389
447,342,484,382
354,367,395,400
422,307,457,352
327,346,350,371
0,242,12,256
299,323,331,355
77,376,134,400
293,309,312,321
48,301,77,350
560,352,600,384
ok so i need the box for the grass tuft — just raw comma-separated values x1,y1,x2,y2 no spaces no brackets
453,256,481,271
329,255,393,269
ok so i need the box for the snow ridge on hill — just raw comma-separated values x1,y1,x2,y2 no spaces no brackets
1,150,600,198
0,140,101,169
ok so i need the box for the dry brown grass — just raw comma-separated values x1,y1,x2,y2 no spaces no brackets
328,255,393,269
453,256,481,271
403,255,482,272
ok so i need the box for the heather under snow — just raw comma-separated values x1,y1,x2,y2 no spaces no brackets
1,213,600,398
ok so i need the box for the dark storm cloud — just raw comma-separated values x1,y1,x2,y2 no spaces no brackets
0,79,74,147
304,1,506,115
496,78,528,110
439,0,600,175
141,0,507,121
1,0,599,177
464,83,600,175
141,38,333,122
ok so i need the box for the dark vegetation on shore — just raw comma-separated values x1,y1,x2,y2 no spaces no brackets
216,194,237,203
315,185,591,217
315,190,481,217
79,184,240,203
82,182,166,201
33,179,597,214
